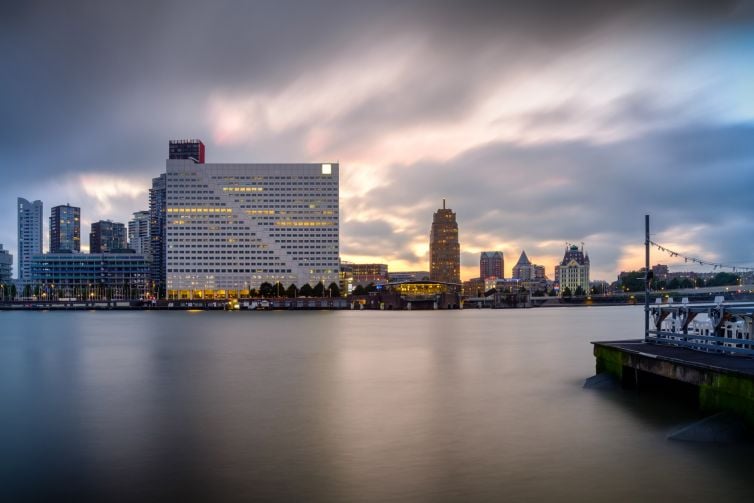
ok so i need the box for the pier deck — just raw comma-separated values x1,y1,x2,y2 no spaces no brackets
593,340,754,424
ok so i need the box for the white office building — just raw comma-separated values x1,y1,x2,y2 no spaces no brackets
165,160,339,298
128,210,151,258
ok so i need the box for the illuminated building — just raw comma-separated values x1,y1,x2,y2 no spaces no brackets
50,204,80,253
351,263,388,286
90,220,127,253
429,199,460,284
17,197,43,285
165,159,339,298
388,271,430,283
557,243,590,295
480,251,503,279
29,253,149,299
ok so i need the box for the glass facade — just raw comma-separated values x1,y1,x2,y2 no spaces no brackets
50,204,80,253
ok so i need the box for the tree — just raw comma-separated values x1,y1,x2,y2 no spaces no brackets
574,286,585,296
365,282,378,293
259,282,274,297
313,282,325,297
327,282,340,297
668,278,680,290
273,281,285,297
679,278,694,289
299,284,314,297
352,285,366,296
286,284,298,298
707,272,740,287
562,287,572,297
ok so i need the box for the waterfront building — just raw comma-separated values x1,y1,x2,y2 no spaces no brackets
128,211,151,258
0,244,12,285
351,263,389,286
557,243,590,295
164,157,339,299
429,200,460,284
150,173,167,296
480,251,503,279
90,220,128,253
50,204,80,253
388,271,431,283
17,197,43,285
463,277,485,297
30,252,149,300
339,261,353,295
169,139,205,163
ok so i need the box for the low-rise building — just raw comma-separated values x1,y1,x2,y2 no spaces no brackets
29,253,149,300
0,244,12,285
351,263,389,286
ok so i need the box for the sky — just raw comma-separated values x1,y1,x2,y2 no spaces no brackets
2,0,754,281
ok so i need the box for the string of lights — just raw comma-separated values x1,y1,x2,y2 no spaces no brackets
649,240,754,273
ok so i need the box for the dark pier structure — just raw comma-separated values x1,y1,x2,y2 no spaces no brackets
592,215,754,426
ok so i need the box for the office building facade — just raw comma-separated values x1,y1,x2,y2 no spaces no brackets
351,263,389,286
150,174,167,296
429,200,460,284
17,197,43,284
165,160,339,298
480,251,504,279
169,139,205,163
50,204,80,253
30,253,149,300
90,220,128,253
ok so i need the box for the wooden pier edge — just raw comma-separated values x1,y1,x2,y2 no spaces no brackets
593,340,754,426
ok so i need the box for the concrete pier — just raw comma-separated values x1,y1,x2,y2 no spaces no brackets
593,340,754,425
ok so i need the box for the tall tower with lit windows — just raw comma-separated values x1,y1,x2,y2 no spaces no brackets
429,200,460,284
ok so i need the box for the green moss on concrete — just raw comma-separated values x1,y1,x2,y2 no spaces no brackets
594,345,624,380
700,373,754,426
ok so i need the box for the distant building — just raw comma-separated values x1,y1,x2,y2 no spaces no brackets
463,277,486,297
339,261,354,295
480,251,503,279
149,173,167,296
128,211,151,258
429,199,460,284
17,197,43,284
351,263,389,286
512,251,547,281
169,139,205,163
557,244,590,295
388,271,430,283
0,244,12,285
90,220,128,253
30,253,149,299
50,204,81,253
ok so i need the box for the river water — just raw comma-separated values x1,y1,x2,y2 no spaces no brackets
1,307,752,501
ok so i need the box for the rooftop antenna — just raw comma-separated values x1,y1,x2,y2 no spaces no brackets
443,198,446,209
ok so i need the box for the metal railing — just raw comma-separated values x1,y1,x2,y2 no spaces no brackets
647,297,754,356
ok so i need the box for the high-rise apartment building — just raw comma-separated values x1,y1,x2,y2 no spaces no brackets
429,200,460,284
128,211,151,258
557,244,590,295
90,220,128,253
169,139,205,163
149,173,167,296
17,197,43,284
164,159,339,298
0,244,12,285
50,204,80,253
480,251,504,279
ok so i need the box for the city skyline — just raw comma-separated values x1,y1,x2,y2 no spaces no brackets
2,1,754,281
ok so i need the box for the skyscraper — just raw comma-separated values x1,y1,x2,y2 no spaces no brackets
50,204,80,253
512,250,533,280
429,200,460,284
169,139,205,163
128,210,151,258
90,220,128,253
149,173,167,297
17,197,43,284
480,251,504,279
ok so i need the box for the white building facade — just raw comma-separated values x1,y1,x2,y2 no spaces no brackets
128,210,151,258
165,160,339,298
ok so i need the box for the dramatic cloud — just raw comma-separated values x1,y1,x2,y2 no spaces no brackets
2,0,753,279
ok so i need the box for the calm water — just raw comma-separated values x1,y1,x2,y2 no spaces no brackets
1,307,752,501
